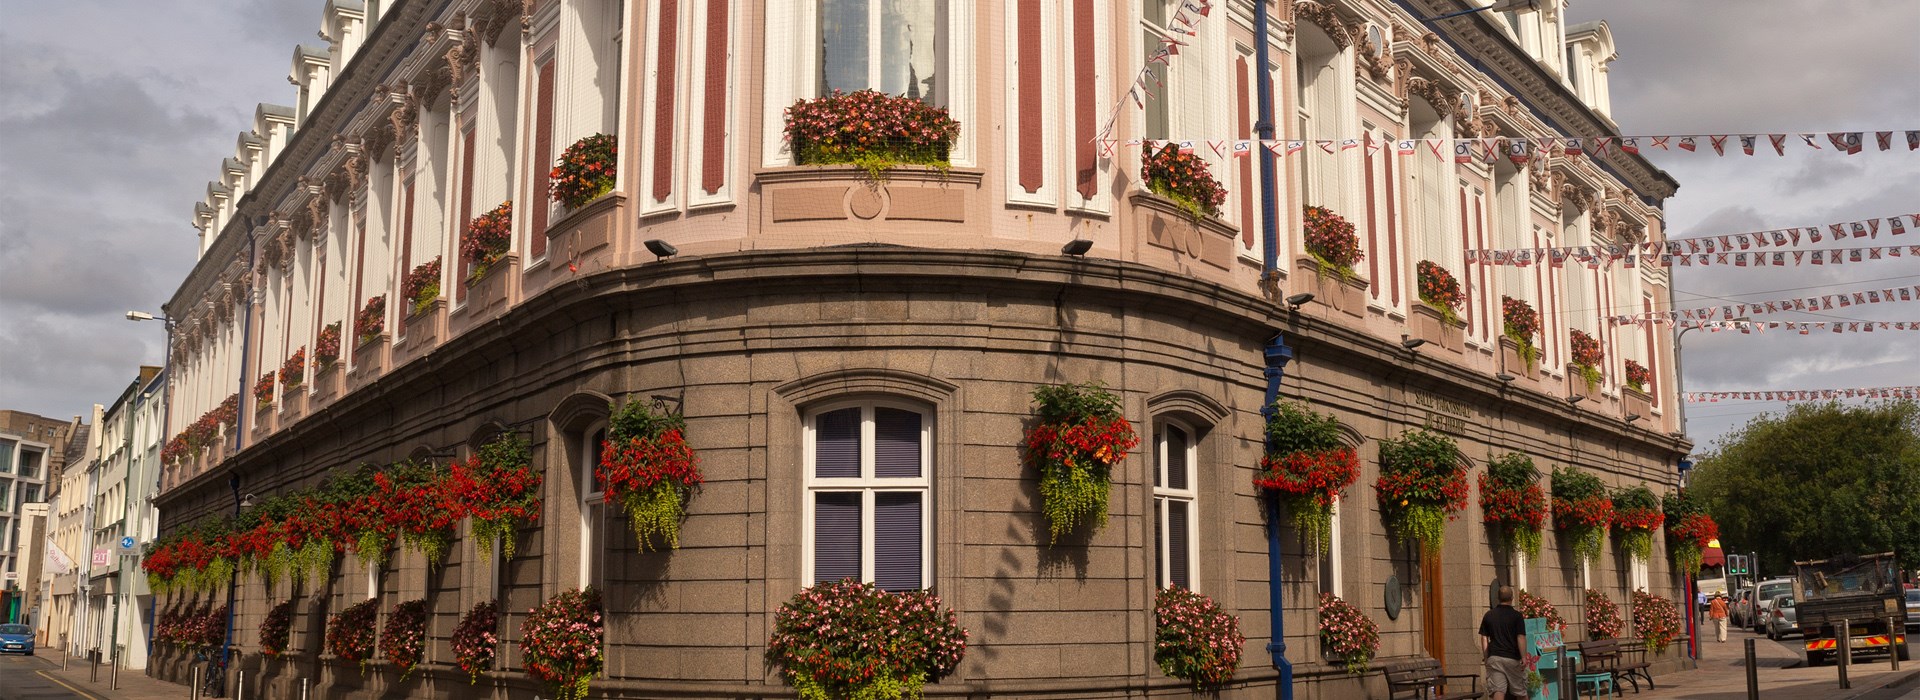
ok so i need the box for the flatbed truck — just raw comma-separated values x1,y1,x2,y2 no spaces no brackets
1793,552,1910,665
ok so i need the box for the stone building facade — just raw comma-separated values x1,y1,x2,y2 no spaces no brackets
155,1,1688,697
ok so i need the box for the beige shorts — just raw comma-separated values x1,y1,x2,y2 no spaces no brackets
1485,655,1528,695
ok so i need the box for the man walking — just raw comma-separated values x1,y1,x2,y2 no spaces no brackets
1479,586,1533,700
1710,594,1729,642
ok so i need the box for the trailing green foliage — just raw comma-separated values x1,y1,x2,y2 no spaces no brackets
1024,383,1139,543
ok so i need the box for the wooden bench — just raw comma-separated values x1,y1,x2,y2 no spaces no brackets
1573,638,1654,695
1386,658,1486,700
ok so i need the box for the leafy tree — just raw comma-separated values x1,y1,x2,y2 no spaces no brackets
1688,401,1920,574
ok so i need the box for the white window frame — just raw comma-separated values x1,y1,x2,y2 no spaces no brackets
1153,420,1199,591
801,400,933,589
580,424,607,589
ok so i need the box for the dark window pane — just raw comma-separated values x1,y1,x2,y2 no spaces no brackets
814,408,861,478
873,492,923,591
873,407,922,478
819,0,870,94
813,492,863,584
1166,425,1189,491
1169,500,1191,590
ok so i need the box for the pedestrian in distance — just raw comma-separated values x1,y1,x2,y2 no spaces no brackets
1709,593,1730,642
1479,585,1535,700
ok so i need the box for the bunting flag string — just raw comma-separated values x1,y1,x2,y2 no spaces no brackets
1092,131,1920,161
1469,213,1915,265
1684,386,1920,403
1669,320,1920,334
1608,285,1920,325
1468,243,1920,271
1091,1,1215,152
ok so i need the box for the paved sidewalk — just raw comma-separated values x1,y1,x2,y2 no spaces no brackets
2,650,192,700
1621,628,1917,700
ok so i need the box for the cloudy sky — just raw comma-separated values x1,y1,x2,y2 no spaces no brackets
2,1,1915,454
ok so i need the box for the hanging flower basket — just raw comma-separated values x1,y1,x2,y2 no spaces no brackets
451,599,500,684
1570,330,1604,391
1254,400,1358,555
1629,590,1682,652
315,324,342,368
1479,453,1547,559
1141,144,1227,219
1516,589,1566,631
1374,429,1468,553
767,580,968,700
1551,467,1613,566
550,133,618,209
598,399,703,551
1503,296,1542,370
1303,205,1363,281
451,433,541,561
1318,592,1380,675
520,588,604,700
404,258,441,317
1664,490,1718,575
1416,260,1466,325
1624,359,1651,392
327,598,379,670
377,461,462,566
380,599,429,680
1610,485,1664,564
356,295,386,346
462,201,513,283
1585,589,1622,640
784,89,960,181
1023,382,1140,544
1154,586,1244,687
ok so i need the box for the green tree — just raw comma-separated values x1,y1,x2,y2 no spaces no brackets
1689,401,1920,574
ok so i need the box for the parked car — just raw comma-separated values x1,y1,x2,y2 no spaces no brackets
0,624,35,655
1764,595,1801,640
1752,579,1795,632
1906,588,1919,632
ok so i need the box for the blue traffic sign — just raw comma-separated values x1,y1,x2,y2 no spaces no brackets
120,536,136,549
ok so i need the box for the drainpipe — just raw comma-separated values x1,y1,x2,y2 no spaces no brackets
1253,2,1295,697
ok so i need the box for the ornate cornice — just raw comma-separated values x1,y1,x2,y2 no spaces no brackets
1293,1,1354,50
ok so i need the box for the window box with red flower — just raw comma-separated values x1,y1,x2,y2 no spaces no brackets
312,323,345,404
1623,359,1651,392
279,346,306,391
1569,329,1604,396
1024,382,1140,543
350,295,390,391
1630,589,1682,653
1140,144,1227,220
598,399,702,550
402,257,441,317
254,371,276,409
1318,592,1380,675
767,580,968,700
395,260,447,366
381,598,429,680
1416,260,1467,325
327,598,379,670
784,89,960,181
1585,589,1623,640
376,460,463,566
1297,206,1368,317
550,133,617,210
1551,467,1612,566
452,599,500,684
1479,453,1547,559
1663,490,1718,575
1154,586,1244,687
520,588,604,700
1502,296,1542,377
1610,485,1664,564
462,201,513,284
355,295,386,348
1254,400,1358,555
1374,429,1468,553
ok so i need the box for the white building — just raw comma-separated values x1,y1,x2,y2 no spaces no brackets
83,367,164,668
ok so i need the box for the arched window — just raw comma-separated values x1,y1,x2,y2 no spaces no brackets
803,401,931,591
1153,421,1198,590
580,425,607,589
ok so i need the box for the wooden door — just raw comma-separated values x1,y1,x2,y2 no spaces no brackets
1422,549,1447,669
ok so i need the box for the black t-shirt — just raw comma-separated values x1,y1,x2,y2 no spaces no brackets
1479,604,1527,660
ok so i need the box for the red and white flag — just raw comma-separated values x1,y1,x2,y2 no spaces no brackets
1892,217,1907,235
1508,140,1531,164
1286,140,1305,155
1769,134,1787,155
1620,137,1640,154
1877,131,1894,151
1318,140,1337,154
1739,135,1757,155
1231,140,1253,158
1650,136,1670,150
1828,132,1863,154
1710,135,1729,155
1396,139,1418,156
1801,133,1823,149
1677,136,1697,152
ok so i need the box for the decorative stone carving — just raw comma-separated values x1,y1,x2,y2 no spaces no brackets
522,0,537,34
1406,76,1458,116
1293,1,1353,50
1355,28,1393,82
1560,183,1594,214
387,89,419,146
476,0,518,46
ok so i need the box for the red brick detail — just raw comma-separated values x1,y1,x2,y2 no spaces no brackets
457,128,477,303
700,0,729,195
1073,0,1097,198
1017,2,1044,194
530,60,556,259
1236,56,1252,247
652,0,680,203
